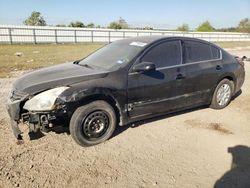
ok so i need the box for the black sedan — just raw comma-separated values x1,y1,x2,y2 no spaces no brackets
7,36,245,146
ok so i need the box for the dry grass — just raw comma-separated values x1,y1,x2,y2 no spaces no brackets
0,41,249,77
0,43,104,77
214,41,250,48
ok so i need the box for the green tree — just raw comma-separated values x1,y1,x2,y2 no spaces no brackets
24,11,46,26
215,27,237,32
177,24,189,31
55,24,66,27
196,21,214,32
68,21,85,28
108,17,129,29
86,23,95,28
108,22,122,29
143,26,154,30
118,17,128,29
238,18,250,33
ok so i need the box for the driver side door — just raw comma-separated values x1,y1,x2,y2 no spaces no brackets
127,40,187,118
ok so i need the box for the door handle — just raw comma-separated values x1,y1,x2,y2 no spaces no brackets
216,65,222,70
176,74,185,80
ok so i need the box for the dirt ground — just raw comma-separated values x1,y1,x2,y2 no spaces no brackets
0,47,250,188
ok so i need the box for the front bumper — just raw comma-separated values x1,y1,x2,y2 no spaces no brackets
6,98,60,139
7,96,70,140
6,99,24,139
22,112,57,132
6,99,22,121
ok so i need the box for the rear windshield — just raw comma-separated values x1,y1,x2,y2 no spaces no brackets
79,42,142,71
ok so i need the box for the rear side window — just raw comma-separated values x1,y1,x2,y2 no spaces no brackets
141,41,181,68
211,46,220,59
184,41,212,63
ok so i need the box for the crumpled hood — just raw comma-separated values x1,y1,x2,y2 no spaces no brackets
13,62,109,94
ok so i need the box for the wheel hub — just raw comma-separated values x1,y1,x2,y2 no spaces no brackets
89,119,105,133
216,84,231,106
82,111,109,138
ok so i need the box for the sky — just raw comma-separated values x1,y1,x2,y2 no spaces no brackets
0,0,249,29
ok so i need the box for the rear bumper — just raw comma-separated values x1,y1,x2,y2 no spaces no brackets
235,67,245,94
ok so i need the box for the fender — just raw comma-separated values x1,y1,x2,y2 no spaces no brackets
57,87,128,126
217,72,236,90
207,72,236,103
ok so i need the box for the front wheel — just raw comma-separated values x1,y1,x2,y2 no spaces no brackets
70,100,117,147
210,79,234,109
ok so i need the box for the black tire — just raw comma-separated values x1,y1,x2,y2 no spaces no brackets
70,100,117,147
210,79,234,109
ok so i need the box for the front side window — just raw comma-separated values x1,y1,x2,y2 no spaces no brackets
140,41,181,68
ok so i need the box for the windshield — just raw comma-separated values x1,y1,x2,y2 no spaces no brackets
79,42,143,71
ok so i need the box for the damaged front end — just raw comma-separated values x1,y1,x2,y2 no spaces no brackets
6,87,70,140
6,89,29,140
22,112,57,133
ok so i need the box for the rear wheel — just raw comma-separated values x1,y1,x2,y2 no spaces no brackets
210,79,234,109
70,100,116,147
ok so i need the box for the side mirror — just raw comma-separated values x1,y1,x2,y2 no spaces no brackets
133,62,156,73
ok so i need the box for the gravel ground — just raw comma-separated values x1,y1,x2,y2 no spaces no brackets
0,48,249,188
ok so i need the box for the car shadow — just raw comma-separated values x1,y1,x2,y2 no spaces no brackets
112,90,242,139
50,125,70,135
28,131,45,140
111,105,207,139
214,145,250,188
28,124,70,140
231,89,242,101
28,105,207,141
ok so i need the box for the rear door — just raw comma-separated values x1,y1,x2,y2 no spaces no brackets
182,40,223,105
127,40,187,118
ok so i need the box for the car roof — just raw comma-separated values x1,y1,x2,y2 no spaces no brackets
115,35,168,44
115,35,218,48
